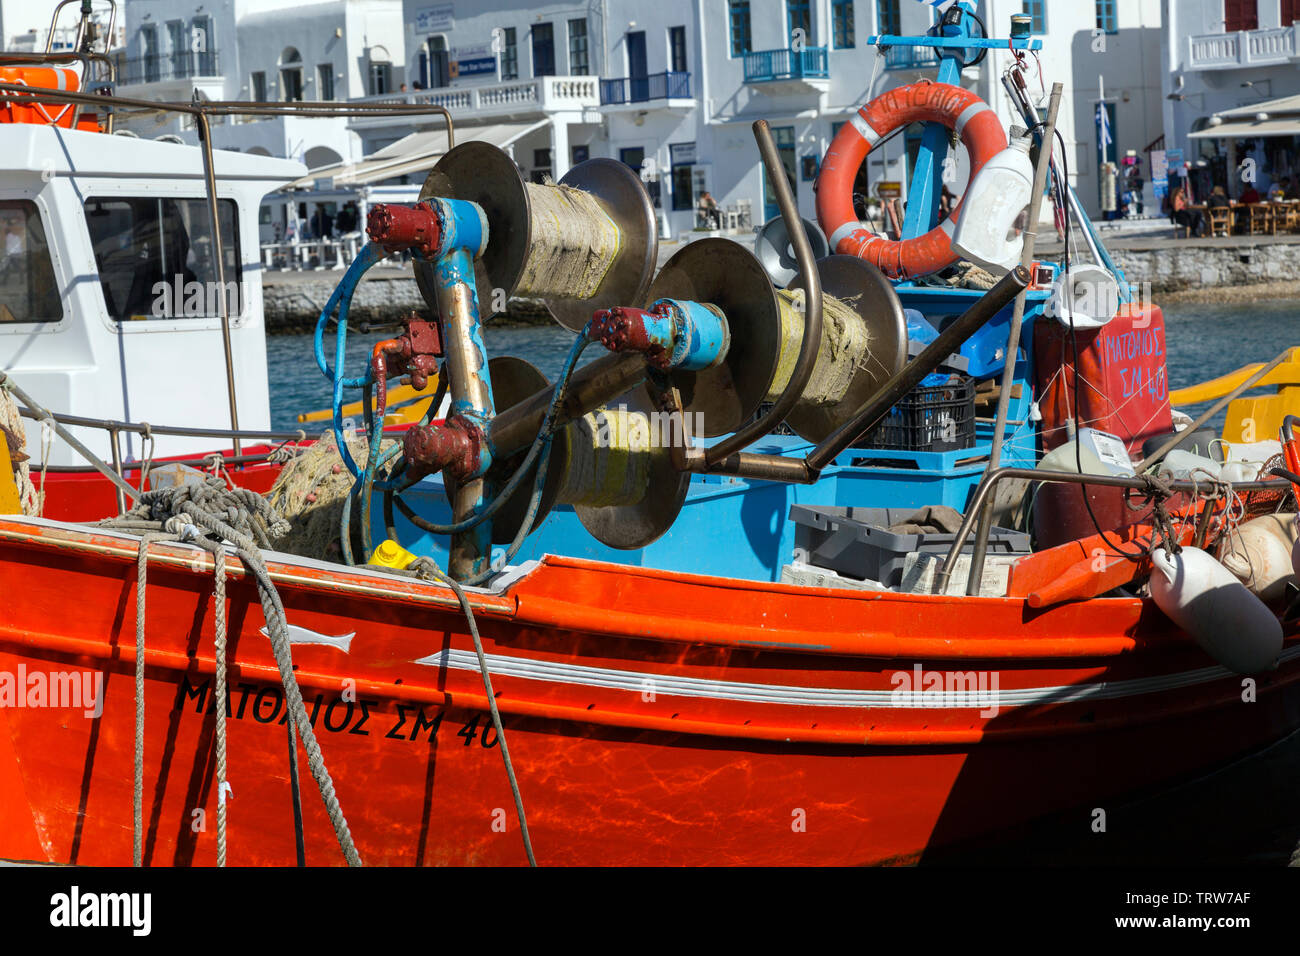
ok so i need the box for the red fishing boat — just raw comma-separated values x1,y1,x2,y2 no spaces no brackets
3,517,1298,866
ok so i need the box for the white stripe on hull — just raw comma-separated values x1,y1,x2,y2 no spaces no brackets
414,645,1300,710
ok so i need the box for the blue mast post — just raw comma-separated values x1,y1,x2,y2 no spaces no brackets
869,1,1042,273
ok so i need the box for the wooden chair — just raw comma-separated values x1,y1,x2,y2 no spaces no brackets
1206,205,1231,238
1248,203,1274,235
1278,202,1300,233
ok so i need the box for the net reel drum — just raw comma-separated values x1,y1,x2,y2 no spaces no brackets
486,354,688,551
418,142,659,331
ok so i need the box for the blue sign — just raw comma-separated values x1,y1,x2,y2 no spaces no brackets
455,56,496,77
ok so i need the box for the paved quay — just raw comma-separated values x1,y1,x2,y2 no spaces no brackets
260,220,1300,331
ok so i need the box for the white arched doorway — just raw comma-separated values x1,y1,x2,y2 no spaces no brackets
303,146,343,170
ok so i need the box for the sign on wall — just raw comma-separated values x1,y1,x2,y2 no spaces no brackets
451,43,495,78
415,4,455,33
1150,149,1168,199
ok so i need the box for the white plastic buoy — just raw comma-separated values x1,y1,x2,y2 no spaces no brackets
1149,547,1283,674
1218,513,1298,602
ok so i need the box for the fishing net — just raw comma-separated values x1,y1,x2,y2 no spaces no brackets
264,428,398,561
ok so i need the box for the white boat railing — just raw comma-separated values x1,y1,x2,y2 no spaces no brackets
261,234,364,271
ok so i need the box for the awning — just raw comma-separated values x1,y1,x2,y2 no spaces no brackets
1215,93,1300,118
285,119,548,189
1190,117,1300,139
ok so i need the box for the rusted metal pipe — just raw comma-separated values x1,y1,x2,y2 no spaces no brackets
703,120,822,465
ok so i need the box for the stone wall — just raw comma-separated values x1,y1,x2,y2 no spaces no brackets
262,235,1300,332
261,270,552,332
1107,238,1300,293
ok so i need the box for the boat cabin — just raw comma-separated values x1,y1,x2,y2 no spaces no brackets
0,122,303,465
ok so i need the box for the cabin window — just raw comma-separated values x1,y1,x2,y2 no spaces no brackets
0,200,62,324
83,197,241,322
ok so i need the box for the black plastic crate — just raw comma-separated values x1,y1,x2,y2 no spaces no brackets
790,505,1030,587
858,375,976,452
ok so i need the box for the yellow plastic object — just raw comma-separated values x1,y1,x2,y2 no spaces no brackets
0,438,21,515
1168,348,1300,405
297,378,441,426
1168,348,1300,443
1223,386,1300,443
368,538,417,570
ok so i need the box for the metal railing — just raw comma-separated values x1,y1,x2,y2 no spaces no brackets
120,50,220,85
743,47,829,83
883,45,940,70
1188,24,1299,69
599,71,692,105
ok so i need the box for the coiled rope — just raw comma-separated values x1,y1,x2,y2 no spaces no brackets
103,479,363,867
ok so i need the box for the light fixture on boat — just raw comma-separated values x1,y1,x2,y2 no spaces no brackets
950,126,1034,276
418,143,658,331
1047,263,1120,330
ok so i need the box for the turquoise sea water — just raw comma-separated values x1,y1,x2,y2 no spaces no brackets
268,299,1300,432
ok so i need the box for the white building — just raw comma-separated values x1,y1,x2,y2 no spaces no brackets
1163,0,1300,200
92,1,1173,243
339,1,1166,240
1,0,122,52
112,0,405,171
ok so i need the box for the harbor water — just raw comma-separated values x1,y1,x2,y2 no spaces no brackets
268,299,1300,433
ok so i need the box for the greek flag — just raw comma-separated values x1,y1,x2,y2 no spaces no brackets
1096,102,1113,151
914,0,958,9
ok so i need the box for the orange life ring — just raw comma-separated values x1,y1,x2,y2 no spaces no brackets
815,81,1008,280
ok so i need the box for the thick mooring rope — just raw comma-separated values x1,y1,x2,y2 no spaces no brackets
133,531,176,867
767,290,873,406
0,383,39,515
516,181,621,300
105,479,363,867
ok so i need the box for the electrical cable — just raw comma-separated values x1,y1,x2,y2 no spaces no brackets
1049,125,1145,562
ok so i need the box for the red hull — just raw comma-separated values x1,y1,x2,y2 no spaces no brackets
1,516,1298,866
31,446,286,523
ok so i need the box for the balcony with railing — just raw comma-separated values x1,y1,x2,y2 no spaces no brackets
120,51,220,86
1188,25,1298,70
599,71,692,107
349,75,600,129
743,47,829,86
883,45,941,71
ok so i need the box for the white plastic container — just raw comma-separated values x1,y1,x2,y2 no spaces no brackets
1215,439,1282,483
1156,450,1222,482
1149,547,1283,674
1049,264,1121,330
951,129,1033,276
